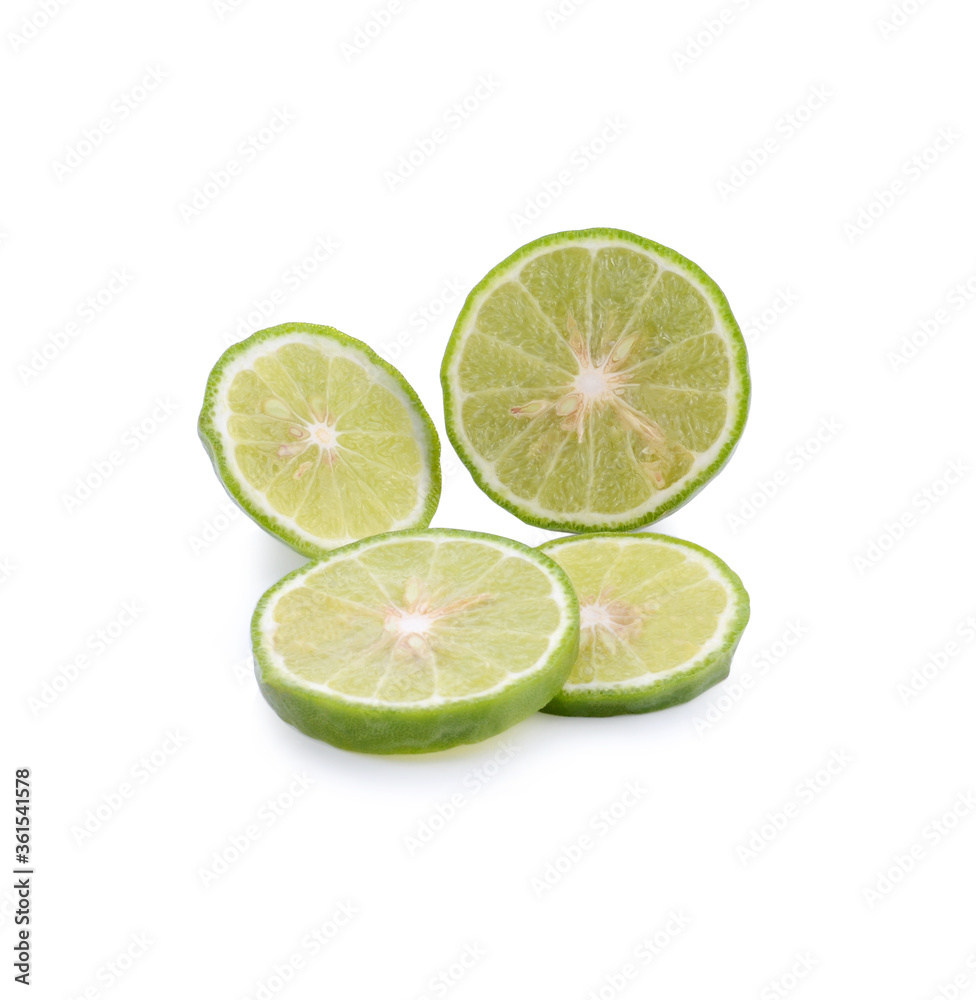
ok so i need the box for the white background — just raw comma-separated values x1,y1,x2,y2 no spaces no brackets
5,0,976,997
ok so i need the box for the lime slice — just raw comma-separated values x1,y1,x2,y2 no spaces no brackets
199,323,440,559
538,532,749,715
252,529,579,753
442,229,750,532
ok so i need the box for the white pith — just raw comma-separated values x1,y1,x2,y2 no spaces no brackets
575,368,613,399
580,602,618,629
447,235,747,525
551,536,744,692
211,331,434,548
389,612,434,637
311,420,338,449
257,533,575,708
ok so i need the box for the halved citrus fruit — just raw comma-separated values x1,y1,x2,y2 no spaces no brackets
539,532,749,715
199,323,440,559
252,529,579,753
442,229,749,532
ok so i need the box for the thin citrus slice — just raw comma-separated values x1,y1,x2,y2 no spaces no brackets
538,532,749,715
199,323,440,559
442,229,749,532
252,529,579,753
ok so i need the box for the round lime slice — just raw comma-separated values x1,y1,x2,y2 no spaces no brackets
199,323,440,559
538,532,749,715
442,229,750,532
252,529,579,754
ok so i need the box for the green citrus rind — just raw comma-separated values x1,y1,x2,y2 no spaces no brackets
441,229,750,533
539,532,749,716
199,322,441,560
251,528,580,754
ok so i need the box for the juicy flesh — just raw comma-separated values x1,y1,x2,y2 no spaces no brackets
550,538,729,686
457,245,733,517
225,343,424,540
271,539,563,703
